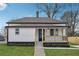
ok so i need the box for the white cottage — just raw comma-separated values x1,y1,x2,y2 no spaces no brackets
6,17,70,47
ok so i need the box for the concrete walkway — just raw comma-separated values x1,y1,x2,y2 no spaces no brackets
71,45,79,48
34,41,45,56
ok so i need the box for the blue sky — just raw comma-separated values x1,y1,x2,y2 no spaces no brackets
0,3,79,32
0,3,47,31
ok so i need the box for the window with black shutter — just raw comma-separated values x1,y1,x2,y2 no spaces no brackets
15,28,19,35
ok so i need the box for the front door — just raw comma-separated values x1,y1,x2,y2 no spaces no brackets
38,29,42,41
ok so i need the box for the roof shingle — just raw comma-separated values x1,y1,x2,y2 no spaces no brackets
7,17,67,24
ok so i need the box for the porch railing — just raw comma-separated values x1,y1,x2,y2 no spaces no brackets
44,36,68,42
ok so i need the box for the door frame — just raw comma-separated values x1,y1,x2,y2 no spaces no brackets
38,29,45,42
38,29,42,41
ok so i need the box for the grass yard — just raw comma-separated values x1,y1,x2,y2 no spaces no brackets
45,49,79,56
0,44,34,56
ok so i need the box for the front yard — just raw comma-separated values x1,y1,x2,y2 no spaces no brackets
45,49,79,56
0,44,79,56
44,37,79,56
0,44,34,56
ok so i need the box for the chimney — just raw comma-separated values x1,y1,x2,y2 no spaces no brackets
36,10,39,18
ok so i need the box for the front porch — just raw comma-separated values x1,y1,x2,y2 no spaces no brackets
35,27,69,47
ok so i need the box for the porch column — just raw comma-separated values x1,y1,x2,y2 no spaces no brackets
54,29,56,41
35,29,37,46
62,28,64,40
42,29,43,43
63,29,66,36
63,28,68,41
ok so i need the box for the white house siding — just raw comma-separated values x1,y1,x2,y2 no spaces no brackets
58,28,63,36
8,28,35,42
63,28,66,36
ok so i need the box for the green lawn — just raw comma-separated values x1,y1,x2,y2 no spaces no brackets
45,49,79,56
0,44,34,56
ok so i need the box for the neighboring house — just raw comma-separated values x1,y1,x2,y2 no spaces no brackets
0,34,5,41
5,17,70,47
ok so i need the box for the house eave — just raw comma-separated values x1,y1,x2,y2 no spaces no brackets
5,26,70,28
7,22,67,24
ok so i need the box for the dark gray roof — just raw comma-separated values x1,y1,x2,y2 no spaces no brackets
7,17,67,24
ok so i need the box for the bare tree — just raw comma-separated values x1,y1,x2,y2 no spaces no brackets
61,10,79,36
36,3,64,19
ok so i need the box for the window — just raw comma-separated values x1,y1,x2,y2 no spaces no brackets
55,29,58,36
50,29,54,36
15,28,19,35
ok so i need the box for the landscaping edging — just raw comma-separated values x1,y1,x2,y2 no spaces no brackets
44,47,79,49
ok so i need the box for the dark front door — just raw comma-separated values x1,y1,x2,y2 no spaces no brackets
38,29,42,41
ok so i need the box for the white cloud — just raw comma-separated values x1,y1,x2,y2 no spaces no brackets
0,3,7,11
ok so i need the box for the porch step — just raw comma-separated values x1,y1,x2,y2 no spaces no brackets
43,42,70,47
